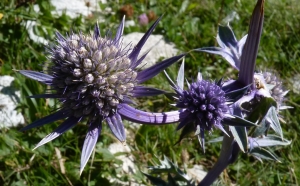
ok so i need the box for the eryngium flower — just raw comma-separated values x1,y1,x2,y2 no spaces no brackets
175,74,228,143
262,72,289,110
18,17,185,174
159,61,254,151
173,72,232,151
117,60,254,151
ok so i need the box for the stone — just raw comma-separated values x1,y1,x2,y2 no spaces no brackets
0,76,25,128
186,165,207,184
107,142,136,174
122,33,178,69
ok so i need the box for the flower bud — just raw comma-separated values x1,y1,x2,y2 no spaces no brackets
73,68,83,77
83,59,93,69
85,74,94,84
96,63,107,73
93,50,103,62
96,76,106,85
67,51,79,64
96,100,104,109
109,98,119,107
105,88,114,96
78,47,88,58
68,39,78,49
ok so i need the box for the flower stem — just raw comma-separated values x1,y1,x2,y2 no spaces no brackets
198,127,234,186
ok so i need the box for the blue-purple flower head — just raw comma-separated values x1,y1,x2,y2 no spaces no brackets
174,74,236,150
18,16,185,174
162,61,255,151
175,74,228,133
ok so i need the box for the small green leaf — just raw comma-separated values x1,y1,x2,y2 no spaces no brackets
246,96,277,123
147,156,192,183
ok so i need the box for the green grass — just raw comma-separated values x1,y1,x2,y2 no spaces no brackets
0,0,299,185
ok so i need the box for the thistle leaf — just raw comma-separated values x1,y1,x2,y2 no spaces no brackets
223,115,257,127
251,135,291,148
177,59,185,90
250,147,281,162
267,107,283,139
229,126,247,152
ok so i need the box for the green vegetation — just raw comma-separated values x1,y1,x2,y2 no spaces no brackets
0,0,299,185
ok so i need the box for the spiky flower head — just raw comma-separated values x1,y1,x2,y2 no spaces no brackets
175,74,228,134
161,61,255,151
174,73,233,150
262,72,289,110
50,26,137,121
18,17,185,174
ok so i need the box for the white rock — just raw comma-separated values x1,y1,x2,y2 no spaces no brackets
0,76,25,128
124,20,136,27
25,20,48,45
27,0,107,44
108,143,136,174
290,74,300,94
50,0,104,19
186,165,207,184
122,33,179,69
107,142,143,185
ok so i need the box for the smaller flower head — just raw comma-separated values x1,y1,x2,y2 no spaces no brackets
175,74,228,131
163,61,254,151
174,74,229,150
262,71,289,110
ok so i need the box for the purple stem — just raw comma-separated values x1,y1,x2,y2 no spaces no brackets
198,127,234,186
199,0,265,185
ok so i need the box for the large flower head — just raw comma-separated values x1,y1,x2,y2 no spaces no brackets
18,17,185,173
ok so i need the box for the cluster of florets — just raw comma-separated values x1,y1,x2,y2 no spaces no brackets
49,32,137,120
262,72,287,107
176,80,228,132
